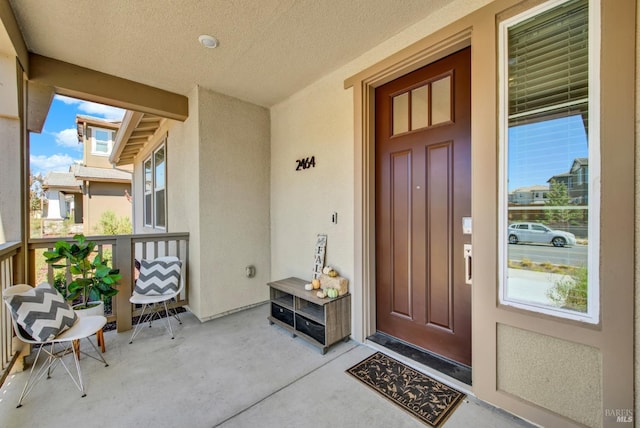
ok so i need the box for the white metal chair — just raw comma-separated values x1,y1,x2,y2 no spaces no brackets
3,284,108,408
129,256,184,343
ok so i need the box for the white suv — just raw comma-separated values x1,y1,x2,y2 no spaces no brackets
508,222,576,247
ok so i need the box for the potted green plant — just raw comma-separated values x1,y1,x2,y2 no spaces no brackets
44,234,121,314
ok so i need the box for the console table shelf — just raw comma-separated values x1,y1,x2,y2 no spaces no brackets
267,277,351,354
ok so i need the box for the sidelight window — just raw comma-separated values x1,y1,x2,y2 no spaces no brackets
499,0,598,322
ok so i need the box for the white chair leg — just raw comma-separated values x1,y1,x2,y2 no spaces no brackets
53,342,84,395
129,303,150,344
71,342,86,397
17,339,101,407
169,298,183,324
83,336,109,367
17,345,45,408
163,301,174,339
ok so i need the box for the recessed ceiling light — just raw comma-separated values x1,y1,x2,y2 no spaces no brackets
198,35,219,49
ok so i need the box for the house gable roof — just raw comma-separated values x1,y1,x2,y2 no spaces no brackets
42,171,81,192
70,164,132,183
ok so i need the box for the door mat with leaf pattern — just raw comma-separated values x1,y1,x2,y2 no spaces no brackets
346,352,465,427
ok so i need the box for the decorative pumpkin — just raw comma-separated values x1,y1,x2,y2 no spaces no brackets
316,290,326,298
328,269,338,278
327,288,338,298
304,283,313,291
312,279,321,289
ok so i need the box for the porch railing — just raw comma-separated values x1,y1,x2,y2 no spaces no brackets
0,241,24,384
28,232,189,333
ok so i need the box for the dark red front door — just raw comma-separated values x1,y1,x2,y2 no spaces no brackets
375,47,471,366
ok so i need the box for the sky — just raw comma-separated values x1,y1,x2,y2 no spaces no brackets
30,95,125,176
507,114,589,191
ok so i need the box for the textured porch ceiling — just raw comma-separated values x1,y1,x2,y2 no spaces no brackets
8,0,449,107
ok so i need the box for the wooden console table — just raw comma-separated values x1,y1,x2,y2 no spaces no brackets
267,277,351,354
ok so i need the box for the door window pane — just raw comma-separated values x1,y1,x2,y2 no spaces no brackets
431,76,451,125
392,92,409,135
411,85,429,130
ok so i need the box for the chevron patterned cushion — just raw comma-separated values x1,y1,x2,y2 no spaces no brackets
135,259,182,296
4,283,78,342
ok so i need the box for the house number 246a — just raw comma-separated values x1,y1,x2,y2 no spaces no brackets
295,156,316,171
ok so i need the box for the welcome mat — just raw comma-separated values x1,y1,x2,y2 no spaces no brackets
346,352,465,427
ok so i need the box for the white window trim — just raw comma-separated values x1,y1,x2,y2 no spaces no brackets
497,0,600,323
89,126,114,156
143,142,167,230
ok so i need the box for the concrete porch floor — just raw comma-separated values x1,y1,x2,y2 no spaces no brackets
0,304,534,428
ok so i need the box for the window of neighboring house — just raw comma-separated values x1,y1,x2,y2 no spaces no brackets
578,166,588,185
90,127,114,155
143,142,166,229
499,0,598,322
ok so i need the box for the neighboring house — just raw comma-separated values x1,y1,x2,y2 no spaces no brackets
0,1,637,427
568,157,589,204
42,115,133,235
74,115,133,235
548,157,589,204
508,185,549,205
41,171,81,222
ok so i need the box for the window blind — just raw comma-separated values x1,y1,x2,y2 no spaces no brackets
508,0,588,124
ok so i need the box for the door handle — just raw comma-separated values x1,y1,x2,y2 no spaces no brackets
463,244,472,285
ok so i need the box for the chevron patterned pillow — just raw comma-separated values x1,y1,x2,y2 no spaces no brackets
135,259,182,296
4,283,78,342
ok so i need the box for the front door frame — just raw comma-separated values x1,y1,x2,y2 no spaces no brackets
346,28,472,350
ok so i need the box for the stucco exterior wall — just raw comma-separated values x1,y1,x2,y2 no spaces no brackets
84,143,114,169
0,55,20,244
72,117,134,235
167,87,201,315
0,54,17,118
135,86,270,320
497,324,602,427
271,73,354,282
82,181,131,234
0,116,20,243
196,88,270,320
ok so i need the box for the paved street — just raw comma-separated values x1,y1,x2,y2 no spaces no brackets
508,243,588,266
